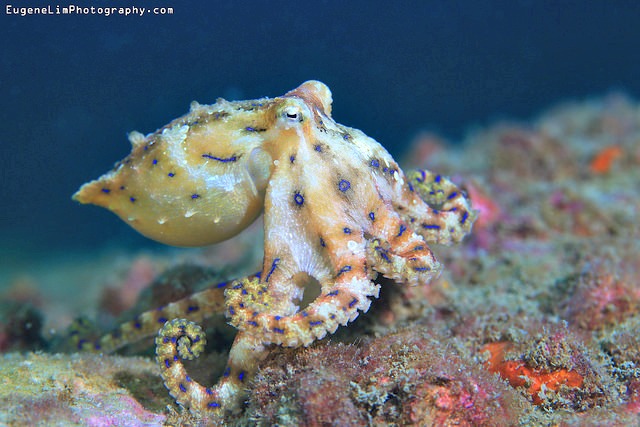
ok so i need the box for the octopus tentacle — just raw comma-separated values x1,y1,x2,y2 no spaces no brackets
226,272,379,347
404,169,477,245
73,276,259,353
156,320,266,414
364,207,442,284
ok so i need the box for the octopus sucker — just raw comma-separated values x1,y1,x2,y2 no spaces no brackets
73,81,476,417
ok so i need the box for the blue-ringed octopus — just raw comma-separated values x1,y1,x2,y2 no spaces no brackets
73,81,476,416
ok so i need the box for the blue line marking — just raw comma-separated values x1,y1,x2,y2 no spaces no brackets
422,224,441,230
266,258,280,282
202,153,237,162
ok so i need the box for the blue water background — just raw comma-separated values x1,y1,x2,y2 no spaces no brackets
1,0,639,254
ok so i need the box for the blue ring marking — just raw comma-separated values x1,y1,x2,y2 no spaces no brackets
348,298,358,308
343,133,351,140
370,159,380,167
369,212,375,221
129,197,136,203
152,159,158,165
247,320,258,327
413,245,424,251
448,191,458,200
413,266,430,272
191,194,200,199
338,179,351,192
208,402,220,408
343,227,352,234
294,192,304,206
202,153,237,162
158,317,167,323
216,281,227,288
173,355,179,362
461,211,469,224
398,224,407,237
309,320,323,326
408,182,415,192
223,367,231,377
164,359,171,369
101,188,110,194
327,290,339,297
238,371,245,382
266,258,280,282
377,249,390,263
274,315,282,321
205,388,213,396
179,383,186,393
435,175,442,183
314,144,323,152
228,306,235,316
168,172,175,177
273,327,285,334
185,376,192,382
320,237,326,247
188,305,199,312
290,155,295,163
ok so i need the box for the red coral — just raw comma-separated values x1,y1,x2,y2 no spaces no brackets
483,341,584,405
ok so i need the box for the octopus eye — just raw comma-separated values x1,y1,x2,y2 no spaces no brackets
283,107,302,121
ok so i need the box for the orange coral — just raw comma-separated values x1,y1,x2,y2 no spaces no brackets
482,342,584,405
589,145,622,174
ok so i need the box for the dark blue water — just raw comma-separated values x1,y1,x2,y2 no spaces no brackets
2,0,639,252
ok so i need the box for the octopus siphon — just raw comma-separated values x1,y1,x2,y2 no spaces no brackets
73,81,476,416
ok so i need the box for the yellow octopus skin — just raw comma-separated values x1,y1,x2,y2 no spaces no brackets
73,81,476,417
